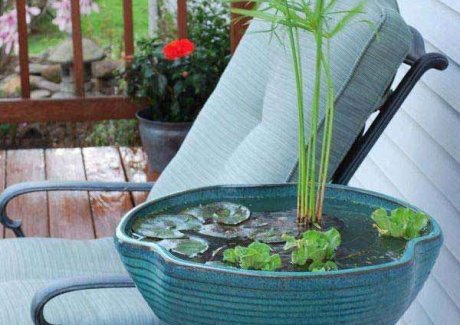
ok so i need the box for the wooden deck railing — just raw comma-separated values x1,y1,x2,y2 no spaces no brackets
0,0,249,124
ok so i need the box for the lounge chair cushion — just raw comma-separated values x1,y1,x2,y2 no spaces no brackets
149,0,411,200
382,0,400,10
0,238,157,324
0,280,157,325
0,238,125,281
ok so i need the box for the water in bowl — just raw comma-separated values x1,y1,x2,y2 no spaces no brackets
129,196,412,271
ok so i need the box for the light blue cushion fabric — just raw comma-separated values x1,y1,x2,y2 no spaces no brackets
382,0,400,10
0,238,157,324
0,280,157,325
148,0,410,200
0,238,125,281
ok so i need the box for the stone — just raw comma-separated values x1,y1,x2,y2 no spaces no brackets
92,60,123,79
31,89,51,99
14,63,48,75
30,76,60,93
0,74,21,97
30,50,50,64
94,78,118,95
48,38,106,63
51,92,75,99
41,64,62,83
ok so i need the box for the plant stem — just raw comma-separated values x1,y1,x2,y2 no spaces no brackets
295,30,308,220
229,0,368,230
284,0,307,220
306,0,324,224
316,42,335,220
291,31,307,220
231,0,365,227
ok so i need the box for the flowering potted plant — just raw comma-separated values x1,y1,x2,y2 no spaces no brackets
115,1,443,324
125,0,230,175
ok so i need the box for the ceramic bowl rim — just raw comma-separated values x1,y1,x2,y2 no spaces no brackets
115,183,442,279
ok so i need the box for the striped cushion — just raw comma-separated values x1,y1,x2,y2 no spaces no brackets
0,280,156,325
0,238,125,281
381,0,400,10
148,0,410,200
0,238,157,324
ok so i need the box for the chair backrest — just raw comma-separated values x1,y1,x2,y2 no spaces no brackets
381,0,400,10
148,0,411,200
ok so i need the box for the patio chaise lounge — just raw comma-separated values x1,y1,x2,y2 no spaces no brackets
0,1,448,324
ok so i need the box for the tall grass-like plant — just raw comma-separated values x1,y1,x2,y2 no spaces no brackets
232,0,366,225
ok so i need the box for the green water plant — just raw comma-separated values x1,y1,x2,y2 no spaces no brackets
232,0,366,225
132,214,202,239
160,237,209,258
223,241,282,271
183,202,251,225
282,228,340,271
372,208,429,240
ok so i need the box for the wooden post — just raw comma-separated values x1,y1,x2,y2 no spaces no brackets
177,0,187,39
70,0,85,97
15,0,30,99
148,0,158,37
123,0,135,63
230,2,252,53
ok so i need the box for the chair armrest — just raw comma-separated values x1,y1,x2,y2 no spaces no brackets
405,26,426,65
0,181,154,237
30,275,135,325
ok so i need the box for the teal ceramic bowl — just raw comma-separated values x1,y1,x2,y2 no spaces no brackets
115,184,442,325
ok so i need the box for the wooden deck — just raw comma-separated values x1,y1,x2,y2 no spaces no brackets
0,147,154,239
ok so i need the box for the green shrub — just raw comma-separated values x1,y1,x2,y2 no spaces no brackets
85,120,139,146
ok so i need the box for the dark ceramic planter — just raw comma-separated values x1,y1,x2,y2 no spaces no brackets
115,184,442,325
136,108,192,175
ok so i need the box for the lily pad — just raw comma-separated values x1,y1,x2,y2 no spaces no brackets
249,213,299,243
183,202,251,225
159,237,209,258
198,213,298,243
250,228,291,243
199,223,251,239
180,207,207,222
132,214,202,239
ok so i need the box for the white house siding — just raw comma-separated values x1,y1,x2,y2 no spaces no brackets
350,0,460,324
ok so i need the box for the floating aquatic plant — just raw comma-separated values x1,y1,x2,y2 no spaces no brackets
372,208,429,240
198,211,298,242
183,202,251,225
132,214,202,239
160,237,209,258
223,241,282,271
282,228,340,271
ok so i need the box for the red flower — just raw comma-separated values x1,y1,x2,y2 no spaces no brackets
163,39,195,60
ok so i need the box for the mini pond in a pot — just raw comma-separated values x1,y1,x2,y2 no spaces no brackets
115,184,442,325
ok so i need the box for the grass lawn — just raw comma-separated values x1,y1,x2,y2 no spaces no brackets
28,0,150,57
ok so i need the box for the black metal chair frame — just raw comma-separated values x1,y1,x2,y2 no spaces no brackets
0,27,449,325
